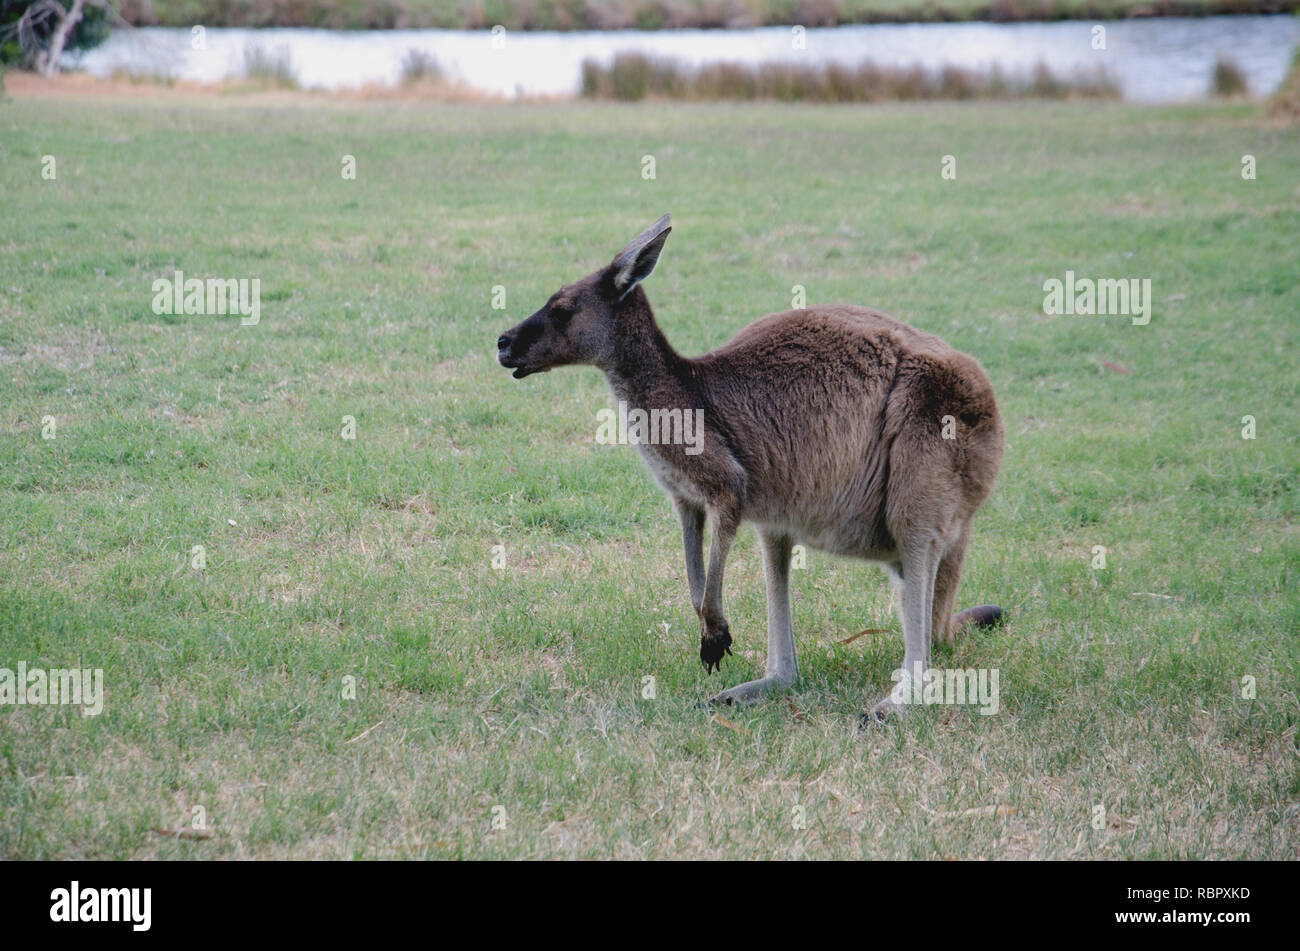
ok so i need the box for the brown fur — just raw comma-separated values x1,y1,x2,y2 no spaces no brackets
498,215,1005,718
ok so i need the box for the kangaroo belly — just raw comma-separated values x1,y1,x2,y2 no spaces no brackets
749,490,896,560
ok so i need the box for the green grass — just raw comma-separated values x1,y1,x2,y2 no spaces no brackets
0,93,1297,859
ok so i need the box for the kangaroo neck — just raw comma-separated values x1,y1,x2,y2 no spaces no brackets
603,289,696,406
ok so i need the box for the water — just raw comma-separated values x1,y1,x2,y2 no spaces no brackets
71,16,1300,103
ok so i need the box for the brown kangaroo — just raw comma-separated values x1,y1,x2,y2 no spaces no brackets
497,214,1005,722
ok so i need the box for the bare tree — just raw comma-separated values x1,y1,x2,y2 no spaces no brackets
2,0,124,76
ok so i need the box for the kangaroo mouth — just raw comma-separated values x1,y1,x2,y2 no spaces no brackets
498,352,546,379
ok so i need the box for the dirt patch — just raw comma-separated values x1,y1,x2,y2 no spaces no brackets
0,327,114,372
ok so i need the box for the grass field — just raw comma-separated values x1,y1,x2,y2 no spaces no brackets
1,90,1297,859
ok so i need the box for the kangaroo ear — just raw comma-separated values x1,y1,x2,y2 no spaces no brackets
610,214,671,300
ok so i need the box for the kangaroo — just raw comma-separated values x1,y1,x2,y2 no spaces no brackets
497,214,1005,722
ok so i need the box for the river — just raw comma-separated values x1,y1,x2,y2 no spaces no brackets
70,16,1300,102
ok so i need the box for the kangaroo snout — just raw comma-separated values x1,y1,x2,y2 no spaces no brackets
496,324,540,378
495,332,528,377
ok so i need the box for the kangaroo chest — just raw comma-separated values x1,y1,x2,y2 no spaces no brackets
603,381,712,508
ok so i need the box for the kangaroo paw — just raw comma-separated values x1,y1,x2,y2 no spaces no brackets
699,627,732,674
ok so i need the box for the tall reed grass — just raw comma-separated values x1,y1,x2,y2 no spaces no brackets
581,52,1120,102
1210,55,1249,96
243,44,298,89
1266,48,1300,119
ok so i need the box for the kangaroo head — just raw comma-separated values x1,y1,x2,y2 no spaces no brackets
497,214,671,379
